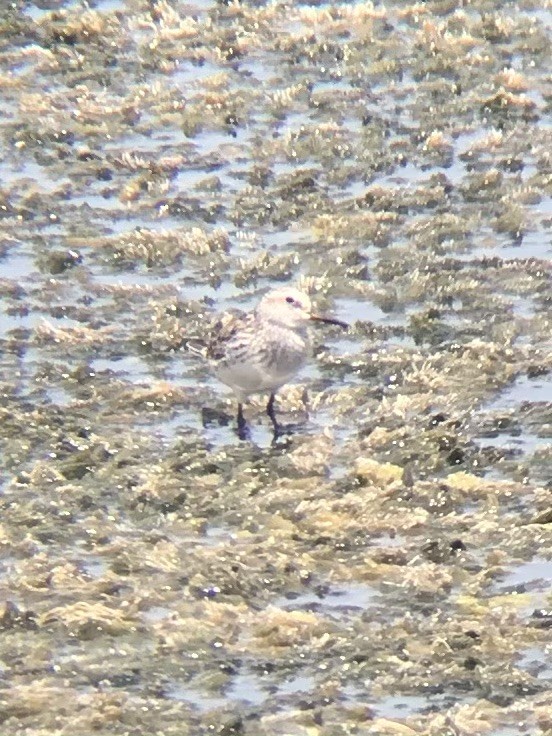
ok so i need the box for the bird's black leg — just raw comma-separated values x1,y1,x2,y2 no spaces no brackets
266,393,282,437
266,393,276,423
268,392,307,443
236,403,249,441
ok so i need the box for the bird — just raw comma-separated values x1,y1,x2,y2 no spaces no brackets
188,286,348,438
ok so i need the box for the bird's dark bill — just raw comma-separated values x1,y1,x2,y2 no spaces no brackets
310,315,349,330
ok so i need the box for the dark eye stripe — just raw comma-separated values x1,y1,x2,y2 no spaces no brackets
285,296,295,304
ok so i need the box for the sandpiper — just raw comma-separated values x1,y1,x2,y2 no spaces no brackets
190,286,348,437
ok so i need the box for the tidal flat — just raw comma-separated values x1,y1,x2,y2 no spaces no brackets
0,0,551,734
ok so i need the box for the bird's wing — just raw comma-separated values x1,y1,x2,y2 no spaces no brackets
206,310,254,362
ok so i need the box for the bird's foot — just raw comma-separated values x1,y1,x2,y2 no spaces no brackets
271,420,305,441
236,404,251,441
267,394,308,440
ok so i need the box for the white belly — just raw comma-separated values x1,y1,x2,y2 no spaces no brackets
215,328,309,400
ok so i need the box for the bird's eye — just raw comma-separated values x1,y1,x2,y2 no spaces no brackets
285,296,295,305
